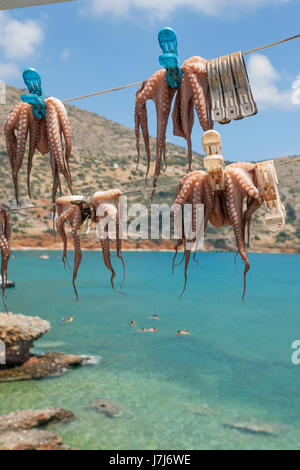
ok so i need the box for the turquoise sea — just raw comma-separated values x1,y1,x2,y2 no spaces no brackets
1,250,300,450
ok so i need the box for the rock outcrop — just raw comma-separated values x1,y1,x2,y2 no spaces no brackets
0,408,74,432
0,312,89,382
0,353,86,382
0,313,50,365
89,398,124,418
0,408,74,450
0,429,71,451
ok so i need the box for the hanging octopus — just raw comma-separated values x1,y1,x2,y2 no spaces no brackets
135,69,176,189
4,97,73,204
0,206,11,311
173,162,263,299
172,56,213,170
56,189,124,300
134,56,213,189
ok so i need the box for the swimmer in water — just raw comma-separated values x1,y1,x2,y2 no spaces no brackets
62,316,74,323
148,328,158,333
176,330,190,336
148,314,160,320
130,321,136,327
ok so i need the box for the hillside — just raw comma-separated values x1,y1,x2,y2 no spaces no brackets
0,85,300,253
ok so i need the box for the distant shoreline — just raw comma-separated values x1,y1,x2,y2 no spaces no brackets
11,247,300,255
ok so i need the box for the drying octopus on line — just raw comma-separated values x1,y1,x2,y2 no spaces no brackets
56,189,125,300
173,162,263,299
172,56,213,169
134,56,212,189
0,206,11,311
4,97,73,204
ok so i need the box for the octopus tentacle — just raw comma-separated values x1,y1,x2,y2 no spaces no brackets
70,206,82,301
97,212,116,292
37,119,49,155
173,172,209,296
56,200,82,300
56,203,75,269
50,97,72,184
182,57,213,132
243,196,264,248
5,102,31,203
4,102,23,177
45,98,72,193
172,70,195,169
93,190,124,293
181,184,202,297
27,109,41,198
135,82,150,175
116,207,125,290
152,74,176,191
0,208,11,312
135,69,175,186
224,171,249,300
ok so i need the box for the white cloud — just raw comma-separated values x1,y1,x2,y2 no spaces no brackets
0,63,19,80
61,48,71,61
247,53,294,110
0,12,44,61
83,0,292,19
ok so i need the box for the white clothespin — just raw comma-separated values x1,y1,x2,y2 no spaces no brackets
218,55,241,121
207,58,229,124
255,160,286,232
207,52,257,124
230,51,257,118
202,130,225,191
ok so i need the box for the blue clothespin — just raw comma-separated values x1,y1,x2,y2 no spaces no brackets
20,67,46,119
158,27,182,89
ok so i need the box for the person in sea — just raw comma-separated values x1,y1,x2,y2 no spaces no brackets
176,330,190,336
130,321,136,327
138,327,158,333
62,316,74,323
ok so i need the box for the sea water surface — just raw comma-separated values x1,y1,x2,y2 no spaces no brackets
0,250,300,450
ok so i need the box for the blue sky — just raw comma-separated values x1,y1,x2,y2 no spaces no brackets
0,0,300,162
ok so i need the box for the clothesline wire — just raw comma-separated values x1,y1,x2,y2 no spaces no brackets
242,33,300,56
0,32,299,115
4,156,300,213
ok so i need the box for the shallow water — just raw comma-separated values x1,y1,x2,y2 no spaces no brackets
1,250,300,450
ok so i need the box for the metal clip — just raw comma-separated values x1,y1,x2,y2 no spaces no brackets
20,67,45,119
158,27,182,89
218,55,241,121
79,213,93,235
255,160,286,232
230,51,257,118
202,130,225,191
207,58,228,124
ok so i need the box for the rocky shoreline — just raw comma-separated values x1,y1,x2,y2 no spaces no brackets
10,233,300,254
0,313,88,382
0,408,74,450
0,312,92,449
